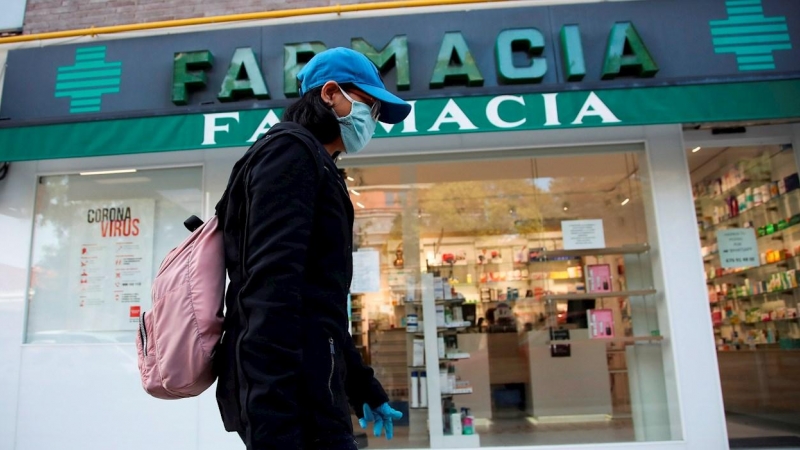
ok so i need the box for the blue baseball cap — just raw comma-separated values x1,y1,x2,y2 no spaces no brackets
297,47,412,125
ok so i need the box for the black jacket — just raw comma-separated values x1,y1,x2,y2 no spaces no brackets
215,122,388,449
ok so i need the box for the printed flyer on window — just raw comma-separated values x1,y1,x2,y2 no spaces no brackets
67,199,155,331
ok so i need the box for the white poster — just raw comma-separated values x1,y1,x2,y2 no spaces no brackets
351,250,381,293
561,219,606,250
717,228,759,269
68,199,155,331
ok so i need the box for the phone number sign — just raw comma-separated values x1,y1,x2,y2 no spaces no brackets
717,228,759,269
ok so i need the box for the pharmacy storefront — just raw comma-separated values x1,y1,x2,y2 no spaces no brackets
1,0,799,449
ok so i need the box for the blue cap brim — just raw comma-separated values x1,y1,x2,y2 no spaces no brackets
353,82,412,125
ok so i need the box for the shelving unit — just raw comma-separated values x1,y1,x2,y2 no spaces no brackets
542,290,656,301
694,154,800,350
405,272,481,447
531,244,650,259
440,434,481,448
714,317,799,328
441,389,474,396
385,237,658,446
704,223,800,249
715,286,799,303
443,354,471,361
349,293,367,362
694,179,771,206
369,328,409,403
706,256,798,284
698,186,800,231
523,241,653,430
545,336,664,345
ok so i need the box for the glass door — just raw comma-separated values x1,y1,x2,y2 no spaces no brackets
689,143,800,448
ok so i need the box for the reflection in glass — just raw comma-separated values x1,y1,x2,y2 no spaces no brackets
26,167,203,344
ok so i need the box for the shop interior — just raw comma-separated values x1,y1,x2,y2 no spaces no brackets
342,149,675,448
689,143,800,447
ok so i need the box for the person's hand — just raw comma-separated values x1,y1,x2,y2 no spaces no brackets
358,402,403,440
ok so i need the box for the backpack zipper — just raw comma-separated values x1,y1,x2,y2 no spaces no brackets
328,337,335,404
139,311,148,356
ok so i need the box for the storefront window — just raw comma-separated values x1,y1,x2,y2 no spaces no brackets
345,148,679,448
689,144,800,442
25,166,203,344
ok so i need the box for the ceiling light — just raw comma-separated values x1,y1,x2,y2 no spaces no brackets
621,198,630,206
79,169,137,176
562,202,569,211
356,202,365,209
350,189,361,196
691,146,701,153
94,177,152,185
346,176,355,182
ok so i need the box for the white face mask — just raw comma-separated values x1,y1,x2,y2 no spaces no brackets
334,87,379,154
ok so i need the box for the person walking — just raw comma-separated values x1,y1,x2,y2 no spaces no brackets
214,47,412,450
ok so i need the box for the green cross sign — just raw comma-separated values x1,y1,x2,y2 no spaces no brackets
710,0,792,71
55,46,122,113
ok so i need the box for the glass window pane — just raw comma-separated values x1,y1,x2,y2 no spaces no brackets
689,144,800,442
26,167,203,344
345,148,679,448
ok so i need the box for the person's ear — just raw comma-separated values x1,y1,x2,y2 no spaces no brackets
320,81,340,107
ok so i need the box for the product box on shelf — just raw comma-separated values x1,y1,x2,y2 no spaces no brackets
477,249,502,264
436,304,446,327
439,368,450,394
529,248,546,262
406,314,419,333
779,338,800,350
586,264,612,293
413,339,425,367
514,247,528,264
441,251,468,265
444,283,453,300
434,277,446,299
588,309,615,339
784,173,800,192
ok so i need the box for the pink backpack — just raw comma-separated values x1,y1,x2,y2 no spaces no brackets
136,215,225,399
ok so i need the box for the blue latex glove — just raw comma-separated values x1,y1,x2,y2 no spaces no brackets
358,402,403,440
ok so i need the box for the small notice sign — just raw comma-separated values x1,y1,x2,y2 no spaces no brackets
717,228,759,269
562,219,606,250
550,328,571,358
351,250,381,293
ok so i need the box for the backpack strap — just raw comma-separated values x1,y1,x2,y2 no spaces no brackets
214,125,326,220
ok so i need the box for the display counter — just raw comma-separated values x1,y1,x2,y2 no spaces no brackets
487,332,529,386
717,348,800,427
526,328,613,419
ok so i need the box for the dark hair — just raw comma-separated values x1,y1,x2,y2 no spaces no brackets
282,86,340,145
